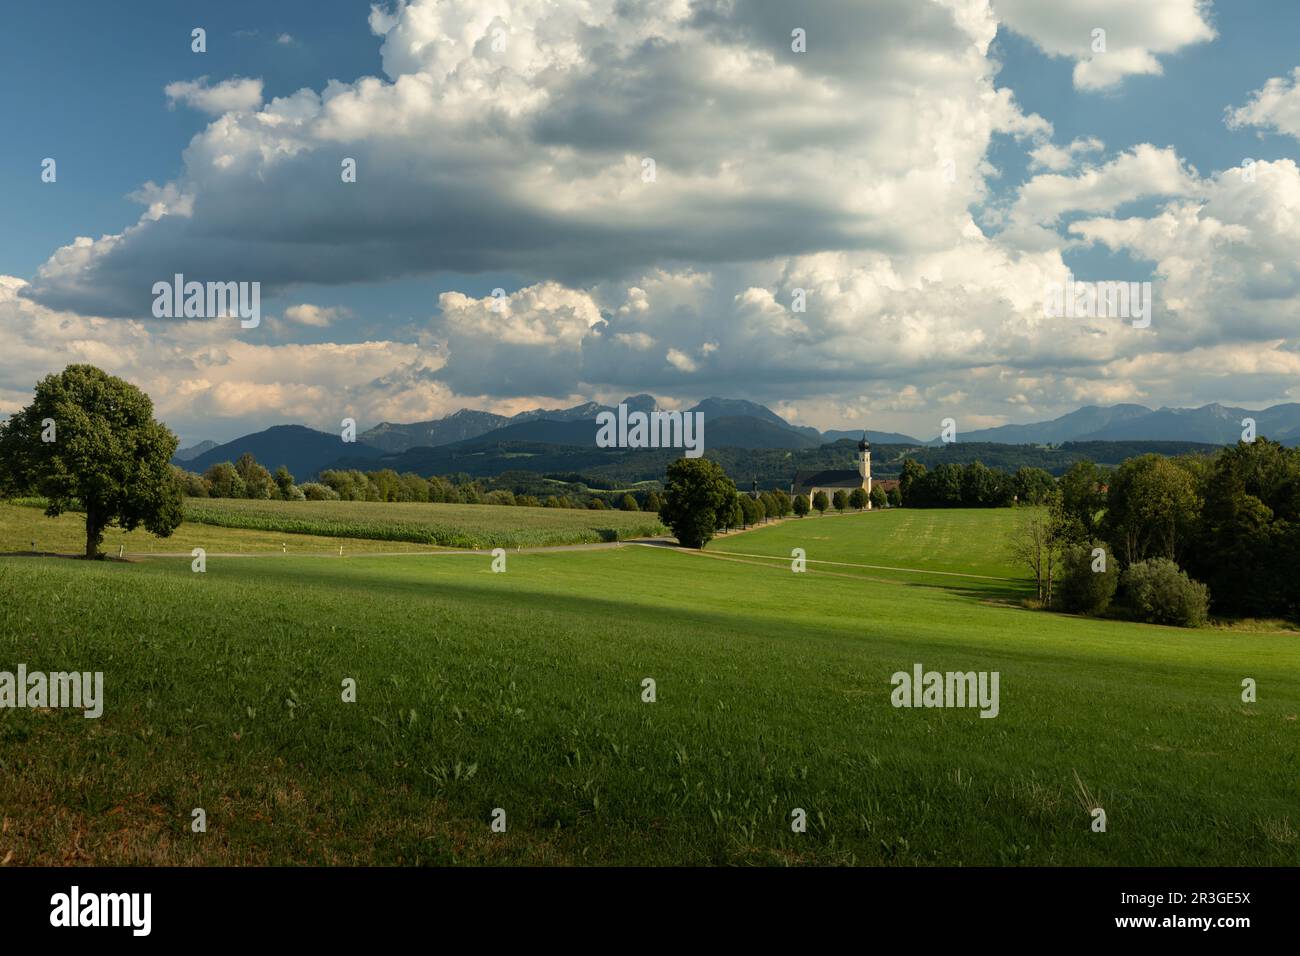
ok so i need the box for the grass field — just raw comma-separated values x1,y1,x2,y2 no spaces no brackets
0,506,1296,866
712,508,1033,594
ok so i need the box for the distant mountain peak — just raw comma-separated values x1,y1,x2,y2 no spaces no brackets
174,438,219,462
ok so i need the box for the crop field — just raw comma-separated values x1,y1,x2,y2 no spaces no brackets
182,497,667,549
0,507,1296,866
0,502,434,555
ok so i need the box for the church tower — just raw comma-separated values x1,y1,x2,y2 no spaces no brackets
857,431,872,506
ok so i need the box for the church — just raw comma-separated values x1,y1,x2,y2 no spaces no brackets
791,432,873,508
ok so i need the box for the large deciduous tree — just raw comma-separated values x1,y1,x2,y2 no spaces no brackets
1056,460,1109,542
659,457,739,548
0,365,183,558
1101,454,1200,566
1184,438,1300,618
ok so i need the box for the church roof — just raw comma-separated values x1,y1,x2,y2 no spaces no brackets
792,469,863,491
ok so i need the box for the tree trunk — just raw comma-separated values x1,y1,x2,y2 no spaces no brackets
84,508,105,559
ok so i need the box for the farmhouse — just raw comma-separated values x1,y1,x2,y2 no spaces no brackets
791,433,873,508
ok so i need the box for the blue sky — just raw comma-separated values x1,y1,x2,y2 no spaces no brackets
2,0,1299,443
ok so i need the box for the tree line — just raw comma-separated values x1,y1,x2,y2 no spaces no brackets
657,459,903,548
898,459,1056,507
174,455,665,512
1009,440,1300,625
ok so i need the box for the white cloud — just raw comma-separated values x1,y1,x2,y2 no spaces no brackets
665,349,698,374
164,76,264,114
1226,67,1300,140
1002,144,1199,249
9,0,1300,438
283,304,351,327
1029,136,1104,172
993,0,1215,90
0,276,448,441
25,0,1045,318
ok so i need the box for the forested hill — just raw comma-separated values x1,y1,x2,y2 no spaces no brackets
331,437,1225,489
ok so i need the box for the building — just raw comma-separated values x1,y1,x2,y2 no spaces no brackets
791,433,872,508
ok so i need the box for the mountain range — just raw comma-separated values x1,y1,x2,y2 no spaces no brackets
354,395,923,453
957,403,1300,445
174,439,219,461
174,399,1300,480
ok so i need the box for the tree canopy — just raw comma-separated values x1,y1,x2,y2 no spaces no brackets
659,457,739,548
0,365,183,557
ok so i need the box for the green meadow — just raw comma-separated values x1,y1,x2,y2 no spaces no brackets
0,503,1296,866
711,507,1032,592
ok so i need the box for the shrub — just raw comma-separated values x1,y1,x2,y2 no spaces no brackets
1120,558,1210,627
299,482,339,501
1054,541,1118,615
204,461,245,499
174,467,210,498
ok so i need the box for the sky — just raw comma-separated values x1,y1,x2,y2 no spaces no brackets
2,0,1299,445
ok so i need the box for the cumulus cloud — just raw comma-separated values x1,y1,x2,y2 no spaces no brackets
1000,144,1200,249
0,276,451,441
9,0,1300,438
993,0,1214,90
164,76,264,114
283,304,351,327
1068,158,1300,347
1029,136,1104,172
23,0,1045,318
1226,67,1300,139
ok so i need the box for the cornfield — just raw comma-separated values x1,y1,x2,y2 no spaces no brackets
181,497,665,549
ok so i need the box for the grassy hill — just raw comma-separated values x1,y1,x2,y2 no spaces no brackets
0,506,1295,865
